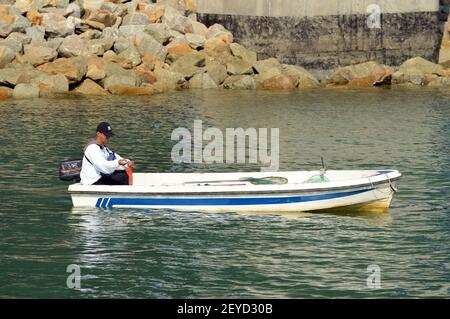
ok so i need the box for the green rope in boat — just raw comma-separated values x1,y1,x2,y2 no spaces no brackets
239,177,288,185
303,174,330,183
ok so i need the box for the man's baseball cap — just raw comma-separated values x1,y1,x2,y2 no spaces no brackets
96,122,115,137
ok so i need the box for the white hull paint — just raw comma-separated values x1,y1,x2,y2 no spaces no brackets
68,170,401,213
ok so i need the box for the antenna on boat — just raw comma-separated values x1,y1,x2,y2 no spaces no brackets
320,156,326,177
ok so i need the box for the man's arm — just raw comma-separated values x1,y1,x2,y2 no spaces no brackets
85,145,120,175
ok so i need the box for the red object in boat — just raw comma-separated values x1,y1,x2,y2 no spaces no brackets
126,167,133,185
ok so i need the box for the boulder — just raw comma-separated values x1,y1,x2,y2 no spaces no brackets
254,67,282,85
80,29,102,40
57,35,85,57
103,51,134,69
230,43,257,65
280,64,319,88
183,0,197,12
83,8,117,28
25,25,45,43
14,0,46,13
135,63,157,85
6,31,30,46
74,78,109,95
0,37,22,54
22,44,58,66
12,83,39,98
144,23,171,44
41,13,74,37
86,38,113,55
86,56,107,80
439,22,450,65
191,21,207,36
141,53,158,70
226,57,253,75
392,57,443,86
0,86,13,99
25,8,42,26
32,73,69,93
122,12,149,26
153,66,186,91
118,24,145,38
185,33,205,49
103,73,137,91
222,75,256,90
205,24,233,43
48,0,70,8
170,51,206,78
81,19,105,31
166,35,189,48
113,37,132,54
103,60,131,77
161,2,182,23
204,37,231,57
262,75,297,90
167,43,193,62
397,57,443,74
101,2,124,16
188,73,218,89
118,46,141,68
14,68,48,85
135,32,168,62
0,67,24,86
37,57,87,83
170,15,193,34
253,58,280,74
0,5,31,37
141,3,165,23
328,61,393,87
427,76,450,87
46,37,64,50
205,60,228,85
0,45,16,68
58,35,112,57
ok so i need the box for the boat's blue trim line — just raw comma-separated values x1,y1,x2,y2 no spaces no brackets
377,170,394,174
95,189,372,208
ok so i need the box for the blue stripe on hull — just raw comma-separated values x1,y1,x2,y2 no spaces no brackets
96,189,372,208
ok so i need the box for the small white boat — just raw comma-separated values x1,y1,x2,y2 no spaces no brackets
68,170,401,213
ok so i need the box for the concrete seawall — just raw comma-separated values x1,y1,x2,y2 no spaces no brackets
194,0,441,74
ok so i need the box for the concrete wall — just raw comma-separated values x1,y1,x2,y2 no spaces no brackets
194,0,441,74
194,0,439,17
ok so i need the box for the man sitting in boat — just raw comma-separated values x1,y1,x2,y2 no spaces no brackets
80,122,134,185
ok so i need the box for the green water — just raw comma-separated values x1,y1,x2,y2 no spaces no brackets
0,88,449,298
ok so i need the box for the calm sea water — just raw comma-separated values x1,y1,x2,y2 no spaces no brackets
0,88,449,298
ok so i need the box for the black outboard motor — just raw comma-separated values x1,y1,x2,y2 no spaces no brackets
59,159,82,181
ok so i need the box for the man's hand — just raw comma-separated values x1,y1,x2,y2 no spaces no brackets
119,159,134,168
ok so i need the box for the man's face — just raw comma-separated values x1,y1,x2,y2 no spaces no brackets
96,132,110,145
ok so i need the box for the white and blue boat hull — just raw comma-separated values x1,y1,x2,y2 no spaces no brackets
69,170,401,213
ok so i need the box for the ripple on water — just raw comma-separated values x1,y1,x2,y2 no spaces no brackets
0,89,449,298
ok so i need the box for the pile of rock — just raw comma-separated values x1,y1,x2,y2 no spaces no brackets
0,0,319,99
325,57,450,88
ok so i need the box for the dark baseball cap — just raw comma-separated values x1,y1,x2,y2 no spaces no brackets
96,122,115,137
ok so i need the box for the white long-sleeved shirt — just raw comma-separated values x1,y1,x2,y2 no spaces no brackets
80,144,124,185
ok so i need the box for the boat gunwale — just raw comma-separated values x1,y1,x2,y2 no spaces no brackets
68,176,401,197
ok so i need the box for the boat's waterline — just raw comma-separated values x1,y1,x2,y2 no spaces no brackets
68,170,401,213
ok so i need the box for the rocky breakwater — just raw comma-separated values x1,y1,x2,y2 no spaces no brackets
324,57,450,88
0,0,319,100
